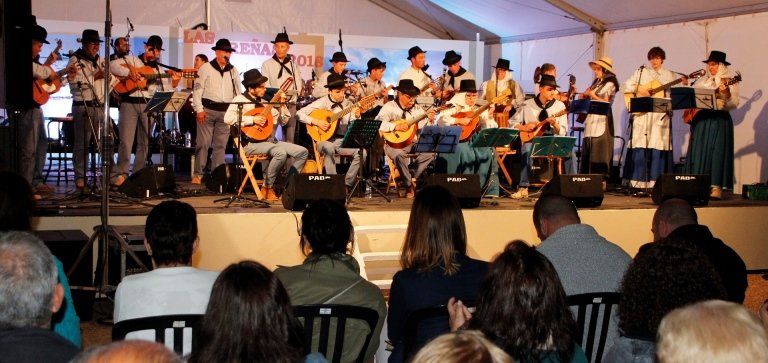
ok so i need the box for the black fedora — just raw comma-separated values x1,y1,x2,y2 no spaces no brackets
538,74,559,89
79,29,103,43
702,50,731,66
493,58,511,71
407,46,426,60
242,69,268,88
271,32,294,45
330,51,349,63
325,73,346,89
144,35,164,51
458,79,478,93
442,50,462,66
393,79,420,96
366,57,386,72
211,38,236,52
32,25,49,44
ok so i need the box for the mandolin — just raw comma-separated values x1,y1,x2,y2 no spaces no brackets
240,77,293,142
306,93,379,142
517,108,569,143
451,89,511,141
682,72,742,124
380,104,450,149
623,69,706,109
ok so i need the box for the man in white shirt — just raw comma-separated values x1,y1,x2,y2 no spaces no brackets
440,50,475,102
313,51,358,99
398,46,437,97
192,38,239,184
359,58,389,118
260,32,304,143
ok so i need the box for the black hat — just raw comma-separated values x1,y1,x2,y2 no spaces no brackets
458,79,478,93
442,50,462,66
325,73,346,89
79,29,103,43
393,79,421,96
211,38,236,52
538,74,559,88
32,25,49,44
271,32,294,45
407,46,426,60
330,51,349,63
366,57,386,72
242,69,268,88
702,50,731,66
144,35,164,51
493,58,511,70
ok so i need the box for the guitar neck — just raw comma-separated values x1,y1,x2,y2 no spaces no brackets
649,78,683,95
144,73,172,81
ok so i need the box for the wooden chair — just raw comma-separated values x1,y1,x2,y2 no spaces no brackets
232,137,269,199
112,314,203,355
495,146,517,186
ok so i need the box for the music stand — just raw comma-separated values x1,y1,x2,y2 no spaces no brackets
144,91,185,166
670,87,717,110
340,119,386,203
528,136,576,197
629,97,671,113
570,99,611,115
413,125,461,154
470,128,519,197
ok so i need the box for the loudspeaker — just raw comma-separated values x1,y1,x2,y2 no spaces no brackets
423,174,482,208
282,173,346,211
35,230,94,321
652,174,711,206
117,165,176,198
1,0,33,108
541,174,604,208
205,162,262,193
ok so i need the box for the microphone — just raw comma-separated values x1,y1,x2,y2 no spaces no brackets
639,65,646,70
127,18,134,31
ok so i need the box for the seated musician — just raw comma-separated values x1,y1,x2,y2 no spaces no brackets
298,73,363,190
440,50,475,102
224,69,308,201
510,74,569,199
436,79,499,196
377,79,436,198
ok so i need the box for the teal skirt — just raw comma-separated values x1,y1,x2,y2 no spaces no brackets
683,110,734,189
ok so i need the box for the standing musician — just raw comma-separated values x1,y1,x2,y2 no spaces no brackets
298,73,363,190
192,38,240,184
110,35,180,186
580,56,619,182
224,69,308,201
509,74,569,199
361,58,389,104
398,46,438,97
437,79,499,196
110,37,130,60
377,79,435,198
312,51,358,99
479,58,524,126
260,31,304,143
533,63,572,103
439,50,475,102
684,51,739,200
66,29,107,190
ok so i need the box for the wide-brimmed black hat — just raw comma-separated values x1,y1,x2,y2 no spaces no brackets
79,29,103,43
242,69,268,88
330,52,349,63
211,38,236,52
702,50,731,66
144,35,164,51
393,79,420,96
442,50,462,66
32,25,49,44
538,74,559,88
271,32,294,45
458,79,478,93
493,58,511,70
366,57,386,72
325,73,346,89
407,46,426,60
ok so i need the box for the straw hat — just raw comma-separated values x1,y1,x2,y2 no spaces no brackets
589,56,614,73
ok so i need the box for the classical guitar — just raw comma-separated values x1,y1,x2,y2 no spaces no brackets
682,72,742,124
450,89,511,141
114,64,196,95
623,69,706,109
380,104,450,149
306,93,379,142
241,77,294,142
32,39,65,105
518,108,568,143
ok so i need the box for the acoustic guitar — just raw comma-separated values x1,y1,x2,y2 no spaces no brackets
32,39,66,105
380,104,450,149
113,64,196,95
240,77,294,142
450,89,511,141
682,72,742,124
306,93,379,142
517,108,568,143
623,69,706,109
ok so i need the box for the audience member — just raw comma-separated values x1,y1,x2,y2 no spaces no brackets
657,300,768,363
275,199,386,362
647,198,747,302
603,238,727,363
0,170,81,347
411,330,513,363
188,260,309,363
113,201,218,353
450,240,588,363
72,340,180,363
388,185,489,363
0,231,79,362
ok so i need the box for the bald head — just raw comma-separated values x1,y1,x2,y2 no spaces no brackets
533,195,581,240
653,198,698,241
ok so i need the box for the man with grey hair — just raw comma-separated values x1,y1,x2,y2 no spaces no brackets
0,231,79,362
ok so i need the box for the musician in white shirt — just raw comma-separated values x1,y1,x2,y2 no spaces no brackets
440,50,475,102
260,32,304,143
580,56,619,180
479,58,525,126
312,51,358,99
398,46,438,97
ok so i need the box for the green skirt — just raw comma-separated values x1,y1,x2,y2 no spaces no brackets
683,110,734,189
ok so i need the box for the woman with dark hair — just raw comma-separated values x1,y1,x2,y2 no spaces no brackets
602,238,727,363
275,199,386,363
450,240,587,363
580,57,619,183
387,185,488,363
190,260,307,363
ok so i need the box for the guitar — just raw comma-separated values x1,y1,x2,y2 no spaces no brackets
518,108,569,143
380,104,450,149
450,89,511,141
32,39,66,105
682,72,742,124
114,64,196,95
623,69,706,109
306,93,379,142
241,77,294,142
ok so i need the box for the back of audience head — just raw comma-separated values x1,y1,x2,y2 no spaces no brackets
657,300,768,363
300,199,353,258
618,238,726,338
73,340,180,363
411,330,514,363
401,185,467,275
652,198,697,241
532,195,580,240
0,231,63,329
0,171,35,232
190,260,303,363
144,200,198,267
471,240,576,362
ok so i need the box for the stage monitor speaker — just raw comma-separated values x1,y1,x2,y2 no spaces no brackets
423,174,481,209
282,173,346,211
541,174,604,208
652,174,711,206
1,0,33,108
117,165,176,198
205,162,262,193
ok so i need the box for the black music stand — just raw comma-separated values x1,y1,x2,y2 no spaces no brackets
470,128,519,197
528,136,576,197
341,119,385,203
670,87,717,110
570,99,611,172
413,125,461,154
144,91,185,165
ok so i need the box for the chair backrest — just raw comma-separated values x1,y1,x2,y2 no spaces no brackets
293,304,379,363
567,292,621,363
111,314,204,355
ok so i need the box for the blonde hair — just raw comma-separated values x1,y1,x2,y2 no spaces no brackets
73,340,180,363
657,299,768,363
411,330,514,363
